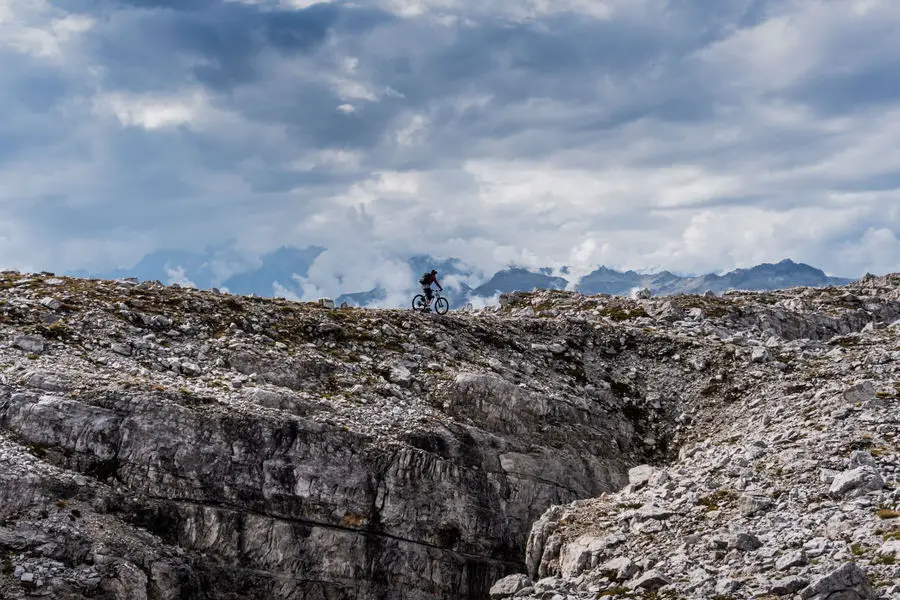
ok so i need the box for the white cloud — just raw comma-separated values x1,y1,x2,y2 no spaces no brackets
166,266,197,288
395,114,429,146
93,91,215,130
0,1,93,61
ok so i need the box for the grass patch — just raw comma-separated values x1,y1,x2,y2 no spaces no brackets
850,543,864,556
876,508,900,520
600,305,649,321
697,489,737,512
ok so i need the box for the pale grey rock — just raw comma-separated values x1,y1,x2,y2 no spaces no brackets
388,365,412,387
627,569,670,591
829,466,884,498
180,362,201,376
599,557,637,582
110,342,132,356
879,540,900,560
770,576,809,596
558,535,606,577
739,493,773,516
39,297,62,310
628,464,655,488
319,298,335,309
848,451,876,469
715,578,742,595
799,562,875,600
843,381,876,404
489,574,531,599
751,346,772,363
13,335,45,354
776,549,808,571
23,371,73,392
635,504,672,521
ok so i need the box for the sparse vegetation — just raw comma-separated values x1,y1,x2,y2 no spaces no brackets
696,489,737,512
876,508,900,520
599,305,649,321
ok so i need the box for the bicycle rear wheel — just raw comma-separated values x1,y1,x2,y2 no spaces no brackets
434,297,449,315
412,295,428,310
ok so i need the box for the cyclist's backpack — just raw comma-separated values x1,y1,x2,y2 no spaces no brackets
419,272,430,285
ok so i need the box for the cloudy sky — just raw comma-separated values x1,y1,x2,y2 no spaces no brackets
2,0,899,297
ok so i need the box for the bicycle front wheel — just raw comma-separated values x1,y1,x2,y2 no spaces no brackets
434,297,450,315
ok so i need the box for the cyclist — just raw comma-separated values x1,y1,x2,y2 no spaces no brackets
419,269,443,310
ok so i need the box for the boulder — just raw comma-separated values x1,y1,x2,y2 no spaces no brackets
799,563,875,600
628,464,655,488
13,335,45,354
770,576,809,596
599,557,638,582
842,381,876,404
627,569,670,591
489,574,531,599
828,466,884,498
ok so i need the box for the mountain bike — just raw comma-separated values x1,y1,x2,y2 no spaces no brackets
412,290,449,315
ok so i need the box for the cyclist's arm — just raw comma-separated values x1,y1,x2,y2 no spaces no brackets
436,278,443,291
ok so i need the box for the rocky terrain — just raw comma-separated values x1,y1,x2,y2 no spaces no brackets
490,278,900,600
0,271,897,599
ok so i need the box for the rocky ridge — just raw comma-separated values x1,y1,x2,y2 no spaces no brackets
0,272,897,599
491,276,900,600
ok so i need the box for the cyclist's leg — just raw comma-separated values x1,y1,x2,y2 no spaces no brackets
424,286,432,304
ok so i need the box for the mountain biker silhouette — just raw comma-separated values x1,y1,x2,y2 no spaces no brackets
419,269,443,311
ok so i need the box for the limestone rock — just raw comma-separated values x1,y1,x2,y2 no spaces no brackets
799,563,875,600
627,569,670,591
842,381,876,404
770,576,809,596
829,466,884,498
13,335,45,354
489,574,531,599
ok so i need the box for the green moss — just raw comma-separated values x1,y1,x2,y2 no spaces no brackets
600,305,649,321
850,543,864,556
696,489,737,512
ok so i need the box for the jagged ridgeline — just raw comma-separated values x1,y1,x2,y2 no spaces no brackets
0,272,899,600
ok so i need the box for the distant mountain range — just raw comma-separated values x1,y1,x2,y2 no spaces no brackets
68,247,855,308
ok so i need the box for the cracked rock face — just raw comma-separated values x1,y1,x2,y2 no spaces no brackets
489,274,900,600
2,272,900,599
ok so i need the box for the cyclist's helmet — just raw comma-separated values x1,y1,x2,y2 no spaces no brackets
431,269,437,274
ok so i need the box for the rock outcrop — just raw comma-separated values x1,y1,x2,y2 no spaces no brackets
1,271,899,599
491,275,900,600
